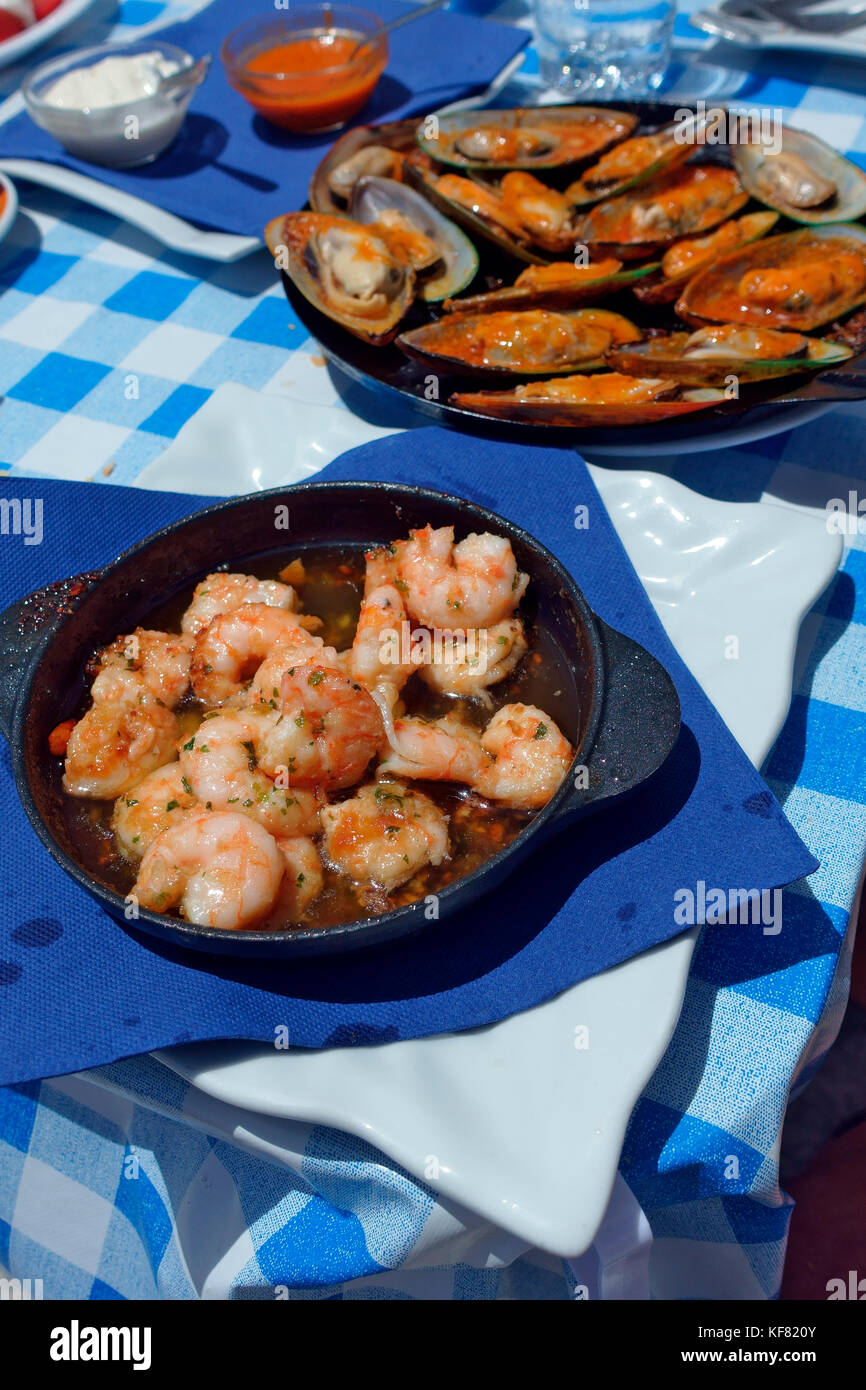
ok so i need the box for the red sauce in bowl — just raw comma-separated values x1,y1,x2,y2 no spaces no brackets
229,31,388,133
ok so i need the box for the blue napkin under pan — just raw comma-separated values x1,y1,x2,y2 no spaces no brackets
0,428,817,1084
0,0,530,237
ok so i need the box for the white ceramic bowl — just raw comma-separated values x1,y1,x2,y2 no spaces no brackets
22,40,199,169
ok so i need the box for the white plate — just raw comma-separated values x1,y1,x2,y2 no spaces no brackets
144,384,841,1257
690,4,866,54
0,0,101,70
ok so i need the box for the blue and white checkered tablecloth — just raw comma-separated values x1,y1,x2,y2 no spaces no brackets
0,0,865,1300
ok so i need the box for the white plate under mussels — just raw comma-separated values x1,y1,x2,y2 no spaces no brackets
140,386,841,1257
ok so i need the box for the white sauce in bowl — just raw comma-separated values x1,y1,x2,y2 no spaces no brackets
42,51,181,111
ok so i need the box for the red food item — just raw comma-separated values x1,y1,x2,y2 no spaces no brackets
0,13,26,42
48,718,76,757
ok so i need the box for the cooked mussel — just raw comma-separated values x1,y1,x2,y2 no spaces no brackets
607,323,852,384
576,164,748,260
733,127,866,225
633,211,779,306
265,212,415,346
676,223,866,332
404,165,549,264
416,106,638,172
566,111,711,206
443,257,658,315
451,372,725,426
397,308,633,377
309,120,425,215
350,176,479,302
496,172,579,254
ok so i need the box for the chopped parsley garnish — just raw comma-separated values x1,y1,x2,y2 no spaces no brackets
375,787,404,807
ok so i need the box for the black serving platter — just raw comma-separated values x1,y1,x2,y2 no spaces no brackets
281,101,866,448
0,483,680,958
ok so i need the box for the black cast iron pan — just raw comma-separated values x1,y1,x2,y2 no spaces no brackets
0,482,681,957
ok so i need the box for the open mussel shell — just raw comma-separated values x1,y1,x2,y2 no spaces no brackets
566,111,712,207
350,176,479,302
575,164,748,260
633,211,779,306
733,127,866,225
607,325,853,385
443,258,658,315
416,106,638,173
404,163,549,265
677,223,866,332
451,372,725,426
396,307,638,378
309,120,423,215
265,212,415,347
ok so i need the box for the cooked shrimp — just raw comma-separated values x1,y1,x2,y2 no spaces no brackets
473,703,574,809
347,582,413,696
94,628,192,709
181,572,300,637
190,604,320,706
363,545,399,594
112,762,197,859
395,526,529,630
247,628,343,709
180,708,322,835
254,662,382,790
133,810,285,929
259,836,324,928
320,781,449,891
63,671,179,799
378,714,491,784
419,617,527,701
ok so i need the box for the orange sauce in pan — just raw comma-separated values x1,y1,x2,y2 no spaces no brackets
233,33,387,133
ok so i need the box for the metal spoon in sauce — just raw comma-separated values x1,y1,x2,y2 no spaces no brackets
345,0,449,62
159,54,212,101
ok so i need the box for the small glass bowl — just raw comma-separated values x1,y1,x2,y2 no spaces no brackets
23,40,199,169
222,6,388,135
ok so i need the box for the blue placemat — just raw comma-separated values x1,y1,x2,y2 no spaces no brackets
0,0,529,237
0,428,817,1085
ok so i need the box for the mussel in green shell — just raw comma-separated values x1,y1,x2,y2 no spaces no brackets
443,257,658,315
575,164,748,260
732,127,866,225
309,120,423,216
350,176,479,302
566,111,711,206
676,224,866,332
451,372,725,427
397,307,640,378
404,165,549,264
607,323,852,384
416,106,638,173
265,212,415,346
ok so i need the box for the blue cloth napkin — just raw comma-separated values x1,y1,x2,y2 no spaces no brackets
0,428,817,1085
0,0,529,238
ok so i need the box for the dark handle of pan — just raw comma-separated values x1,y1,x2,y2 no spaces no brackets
559,618,682,821
0,571,101,742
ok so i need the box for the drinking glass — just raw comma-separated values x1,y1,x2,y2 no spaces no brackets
532,0,676,99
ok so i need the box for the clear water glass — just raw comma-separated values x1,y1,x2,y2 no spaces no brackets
532,0,676,99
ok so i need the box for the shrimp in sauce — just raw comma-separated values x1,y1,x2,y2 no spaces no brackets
57,529,573,932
